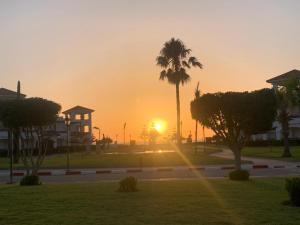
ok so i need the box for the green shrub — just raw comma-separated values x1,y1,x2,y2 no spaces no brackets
286,178,300,206
229,170,249,181
20,175,41,186
118,176,138,192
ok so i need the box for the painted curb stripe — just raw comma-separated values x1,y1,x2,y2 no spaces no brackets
126,169,142,173
96,170,111,174
37,172,52,176
253,165,269,169
65,171,81,175
221,166,235,170
189,167,205,171
157,168,173,172
273,165,285,169
13,172,24,176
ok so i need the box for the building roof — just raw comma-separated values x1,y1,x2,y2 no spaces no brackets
62,105,95,114
0,88,26,100
266,69,300,86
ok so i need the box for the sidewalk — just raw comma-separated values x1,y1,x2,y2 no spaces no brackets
211,149,298,166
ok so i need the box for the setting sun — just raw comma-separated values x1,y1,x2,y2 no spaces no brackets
151,119,167,133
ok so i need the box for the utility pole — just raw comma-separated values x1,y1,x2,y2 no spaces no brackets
203,125,206,152
65,116,71,171
8,130,13,184
180,121,183,141
93,126,100,141
123,122,126,145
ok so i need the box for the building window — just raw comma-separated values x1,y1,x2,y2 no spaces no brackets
84,125,90,133
84,114,89,120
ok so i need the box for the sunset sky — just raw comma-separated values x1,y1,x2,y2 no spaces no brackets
1,0,300,141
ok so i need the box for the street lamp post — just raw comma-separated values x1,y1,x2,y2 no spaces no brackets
93,126,100,141
123,123,126,145
8,129,13,184
65,116,71,171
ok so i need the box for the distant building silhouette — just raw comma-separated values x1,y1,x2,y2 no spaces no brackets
62,106,94,146
0,87,25,101
0,86,95,151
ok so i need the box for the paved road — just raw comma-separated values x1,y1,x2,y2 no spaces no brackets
1,166,300,184
1,149,299,184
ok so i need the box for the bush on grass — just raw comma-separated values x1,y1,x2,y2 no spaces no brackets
229,170,249,181
20,175,41,186
118,176,138,192
286,177,300,207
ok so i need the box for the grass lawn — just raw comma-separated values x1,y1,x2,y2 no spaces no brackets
0,147,241,169
0,178,299,225
242,146,300,162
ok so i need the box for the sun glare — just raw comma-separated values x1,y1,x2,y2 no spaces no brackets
151,119,167,133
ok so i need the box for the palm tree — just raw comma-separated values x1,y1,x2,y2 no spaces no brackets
156,38,202,145
194,82,200,143
275,78,300,157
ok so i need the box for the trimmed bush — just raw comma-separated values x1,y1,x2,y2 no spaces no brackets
229,170,249,181
20,175,41,186
286,178,300,206
118,176,138,192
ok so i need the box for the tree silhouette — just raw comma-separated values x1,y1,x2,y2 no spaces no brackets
191,89,277,170
156,38,202,145
194,82,201,143
0,98,61,175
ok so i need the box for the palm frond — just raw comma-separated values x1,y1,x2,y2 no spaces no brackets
156,56,169,68
182,60,190,68
194,82,200,99
159,70,167,80
188,56,203,69
179,68,191,85
156,38,203,84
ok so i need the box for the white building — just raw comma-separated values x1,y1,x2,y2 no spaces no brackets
0,86,95,151
62,106,94,146
253,69,300,141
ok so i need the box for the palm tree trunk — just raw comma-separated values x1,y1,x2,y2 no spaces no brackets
13,129,20,163
233,148,242,171
282,118,292,157
176,83,181,146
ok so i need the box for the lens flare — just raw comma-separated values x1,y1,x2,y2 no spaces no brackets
150,119,167,133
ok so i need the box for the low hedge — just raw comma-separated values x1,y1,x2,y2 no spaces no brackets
286,177,300,207
229,170,249,181
118,176,138,192
20,175,41,186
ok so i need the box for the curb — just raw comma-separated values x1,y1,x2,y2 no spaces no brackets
1,164,299,177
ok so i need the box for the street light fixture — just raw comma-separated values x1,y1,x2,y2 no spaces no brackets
64,115,71,171
93,126,100,141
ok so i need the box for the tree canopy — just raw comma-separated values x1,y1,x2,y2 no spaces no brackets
191,88,277,169
0,98,61,129
156,38,202,86
0,98,61,176
191,89,277,146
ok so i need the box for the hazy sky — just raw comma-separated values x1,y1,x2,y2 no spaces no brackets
1,0,300,141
